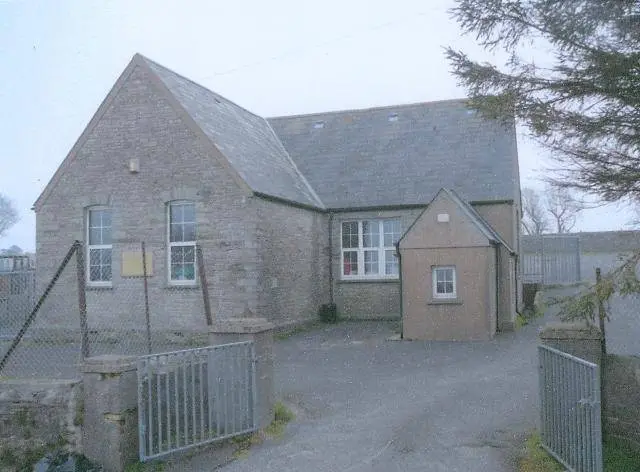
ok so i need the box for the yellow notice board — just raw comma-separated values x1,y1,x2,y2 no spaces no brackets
121,251,153,277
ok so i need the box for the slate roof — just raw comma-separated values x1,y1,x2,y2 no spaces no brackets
140,56,324,209
268,100,519,209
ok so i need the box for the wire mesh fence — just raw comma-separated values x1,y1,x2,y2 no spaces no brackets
0,241,212,379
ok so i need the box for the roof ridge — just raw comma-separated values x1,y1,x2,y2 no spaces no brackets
135,53,267,122
266,97,472,121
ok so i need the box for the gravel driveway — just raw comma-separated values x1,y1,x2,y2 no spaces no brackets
214,319,543,472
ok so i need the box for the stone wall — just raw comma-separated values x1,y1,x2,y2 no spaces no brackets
0,379,83,459
604,354,640,445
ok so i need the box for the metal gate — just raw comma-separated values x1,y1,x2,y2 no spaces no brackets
538,345,603,472
137,341,256,462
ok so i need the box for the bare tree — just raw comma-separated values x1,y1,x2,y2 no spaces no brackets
0,193,19,238
545,185,585,233
0,245,22,256
521,187,549,235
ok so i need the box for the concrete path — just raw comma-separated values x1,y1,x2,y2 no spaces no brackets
209,318,545,472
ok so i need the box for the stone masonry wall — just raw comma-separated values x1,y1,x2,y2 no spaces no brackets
0,379,83,459
254,198,329,326
35,63,260,334
604,354,640,444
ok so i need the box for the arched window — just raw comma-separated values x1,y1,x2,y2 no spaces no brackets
86,206,112,286
167,201,196,284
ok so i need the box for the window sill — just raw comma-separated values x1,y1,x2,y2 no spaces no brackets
166,283,200,290
86,284,113,291
428,298,462,305
338,278,399,284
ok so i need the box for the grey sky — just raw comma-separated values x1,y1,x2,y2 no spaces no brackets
0,0,633,251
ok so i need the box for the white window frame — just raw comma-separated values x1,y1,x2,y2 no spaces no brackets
432,266,457,299
167,200,197,286
86,206,112,287
340,219,400,280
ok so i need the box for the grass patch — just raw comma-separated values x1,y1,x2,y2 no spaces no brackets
515,313,529,329
264,402,295,437
520,431,640,472
519,432,564,472
231,401,296,459
604,435,640,471
125,460,165,472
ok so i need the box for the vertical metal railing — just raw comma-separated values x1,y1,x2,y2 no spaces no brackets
538,345,603,472
137,341,256,462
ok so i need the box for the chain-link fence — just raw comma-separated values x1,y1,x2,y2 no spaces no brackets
0,241,212,379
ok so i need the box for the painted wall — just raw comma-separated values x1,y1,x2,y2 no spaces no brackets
401,246,496,341
399,192,497,340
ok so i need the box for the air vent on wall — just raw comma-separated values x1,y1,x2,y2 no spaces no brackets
437,213,450,223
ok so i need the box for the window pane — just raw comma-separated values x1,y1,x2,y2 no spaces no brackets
385,250,398,275
383,219,401,246
89,228,101,245
170,246,184,264
342,222,358,249
170,203,184,224
183,246,195,263
364,250,379,274
444,282,454,294
343,251,358,275
101,248,112,267
444,268,453,282
89,266,102,282
183,223,196,242
89,249,101,267
102,264,112,282
182,203,195,223
89,210,103,228
436,281,446,294
101,225,112,245
89,248,111,282
101,211,111,228
362,221,379,248
170,224,182,243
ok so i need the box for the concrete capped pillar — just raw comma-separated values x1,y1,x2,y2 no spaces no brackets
209,317,275,430
81,355,139,472
539,321,603,365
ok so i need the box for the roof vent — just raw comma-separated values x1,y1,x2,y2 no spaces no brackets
466,108,475,115
313,121,325,129
388,113,399,122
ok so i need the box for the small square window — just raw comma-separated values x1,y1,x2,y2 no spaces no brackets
432,266,456,299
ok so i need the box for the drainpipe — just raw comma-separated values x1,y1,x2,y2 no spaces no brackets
328,212,334,305
396,241,403,339
495,244,501,332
